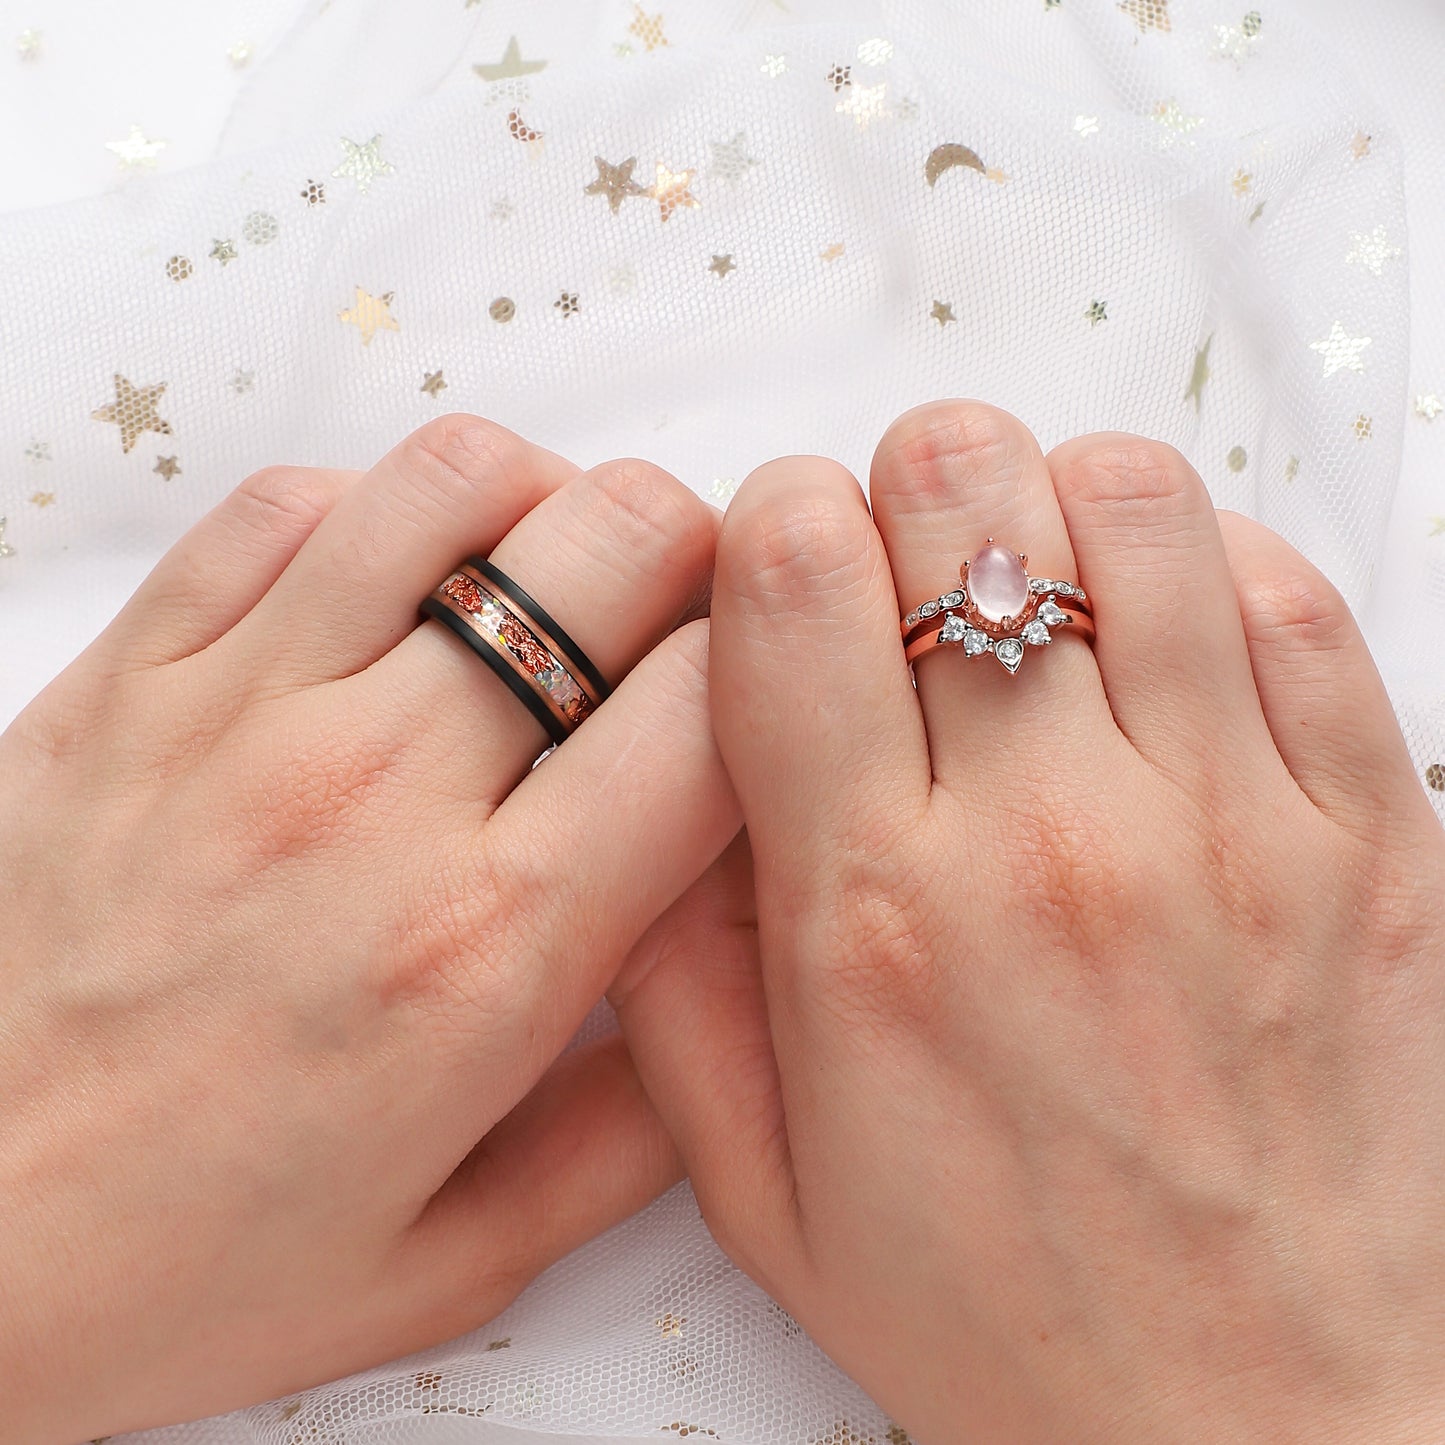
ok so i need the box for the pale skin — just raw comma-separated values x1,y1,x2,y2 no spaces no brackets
2,402,1443,1442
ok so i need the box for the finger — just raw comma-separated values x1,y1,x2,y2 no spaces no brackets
709,456,930,890
609,835,799,1283
1047,434,1279,790
397,1034,684,1345
869,401,1112,784
1216,511,1430,836
227,416,579,687
367,458,718,801
103,467,362,669
415,621,742,1094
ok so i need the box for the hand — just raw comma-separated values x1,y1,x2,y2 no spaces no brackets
612,401,1445,1443
0,417,738,1442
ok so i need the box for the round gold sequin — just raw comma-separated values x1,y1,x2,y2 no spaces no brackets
165,255,193,282
243,212,279,246
1227,445,1247,472
489,296,516,322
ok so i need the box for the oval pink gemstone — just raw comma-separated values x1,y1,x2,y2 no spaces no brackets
968,544,1029,623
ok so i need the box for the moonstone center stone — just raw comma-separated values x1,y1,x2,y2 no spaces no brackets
968,544,1029,623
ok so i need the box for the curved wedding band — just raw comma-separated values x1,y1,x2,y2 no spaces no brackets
902,541,1094,675
422,557,611,744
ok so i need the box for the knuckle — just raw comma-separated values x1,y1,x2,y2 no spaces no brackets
232,465,337,531
403,414,526,512
878,400,1037,510
722,480,870,603
1239,564,1353,653
579,459,712,572
1056,437,1200,515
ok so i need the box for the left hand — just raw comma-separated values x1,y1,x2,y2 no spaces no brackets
611,400,1445,1444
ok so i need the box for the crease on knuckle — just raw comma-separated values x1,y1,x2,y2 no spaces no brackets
579,459,710,583
885,403,1034,511
402,414,524,517
1058,440,1199,521
1239,565,1352,655
725,492,871,607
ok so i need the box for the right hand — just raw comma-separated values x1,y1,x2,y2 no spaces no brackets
0,417,738,1442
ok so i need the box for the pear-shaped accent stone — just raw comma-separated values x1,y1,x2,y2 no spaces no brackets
969,544,1030,623
939,613,967,644
1022,620,1051,646
963,626,991,656
995,637,1024,672
1038,600,1068,627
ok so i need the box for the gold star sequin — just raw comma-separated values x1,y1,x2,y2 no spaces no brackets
710,477,739,502
210,238,239,266
106,125,167,170
649,162,699,221
1310,321,1371,377
421,370,447,397
301,178,326,205
836,82,889,128
338,287,399,345
1186,335,1212,410
0,517,13,559
333,135,394,194
656,1313,686,1337
760,53,787,77
232,369,255,394
586,156,647,213
92,375,172,453
709,253,736,278
931,299,955,326
1153,99,1203,144
1353,414,1373,440
1119,0,1169,31
487,1338,512,1351
17,28,42,60
25,440,50,462
30,491,55,507
628,5,669,51
474,35,547,80
826,63,852,91
1427,518,1445,538
708,133,758,185
1086,299,1108,325
154,455,182,480
1416,394,1443,421
887,1429,913,1445
1232,168,1252,196
1345,226,1401,276
1351,131,1372,160
1212,17,1261,63
554,291,579,316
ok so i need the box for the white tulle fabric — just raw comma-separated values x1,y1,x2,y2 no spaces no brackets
1,0,1442,1440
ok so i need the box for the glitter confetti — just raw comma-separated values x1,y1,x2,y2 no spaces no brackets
474,35,547,80
1310,321,1371,376
931,300,955,326
301,179,327,205
709,253,736,278
1185,336,1212,410
1353,414,1373,440
708,133,758,185
243,212,279,246
1345,226,1401,276
29,492,54,507
1227,445,1247,472
154,455,182,480
490,296,516,322
333,135,394,194
92,375,172,453
649,162,699,221
585,156,647,213
421,370,447,397
628,5,669,51
210,238,239,266
761,53,788,77
17,28,41,60
1417,394,1443,421
338,287,399,344
1119,0,1170,32
1086,299,1108,325
106,125,167,170
24,441,50,462
554,291,580,317
0,518,13,559
925,143,986,185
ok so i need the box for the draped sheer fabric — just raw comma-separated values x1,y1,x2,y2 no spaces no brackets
1,0,1442,1440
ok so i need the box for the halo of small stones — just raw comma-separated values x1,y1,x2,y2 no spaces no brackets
904,578,1087,673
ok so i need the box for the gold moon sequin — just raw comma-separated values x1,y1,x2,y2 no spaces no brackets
925,143,986,186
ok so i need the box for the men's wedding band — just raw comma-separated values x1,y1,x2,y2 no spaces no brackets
901,540,1094,676
422,557,610,744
